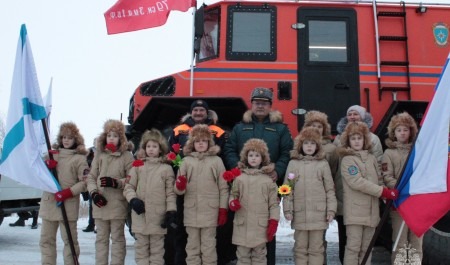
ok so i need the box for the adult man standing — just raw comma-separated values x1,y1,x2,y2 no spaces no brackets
224,87,293,265
167,99,226,265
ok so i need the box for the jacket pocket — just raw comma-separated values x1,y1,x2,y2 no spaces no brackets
234,215,244,226
351,199,370,217
208,200,219,209
184,198,196,209
258,218,268,228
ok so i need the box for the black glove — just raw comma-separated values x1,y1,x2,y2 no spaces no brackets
92,192,107,207
161,211,177,229
130,198,145,215
100,177,118,188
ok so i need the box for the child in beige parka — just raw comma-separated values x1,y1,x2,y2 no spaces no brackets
283,127,337,265
124,129,177,265
338,122,399,265
229,138,280,265
87,119,134,265
382,112,422,263
40,122,89,265
173,124,229,265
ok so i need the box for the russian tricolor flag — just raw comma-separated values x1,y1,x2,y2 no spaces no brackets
394,53,450,237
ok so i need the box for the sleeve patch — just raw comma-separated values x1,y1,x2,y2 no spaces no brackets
382,163,388,172
348,165,359,175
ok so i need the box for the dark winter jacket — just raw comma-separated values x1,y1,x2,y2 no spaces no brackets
224,110,293,186
168,110,226,157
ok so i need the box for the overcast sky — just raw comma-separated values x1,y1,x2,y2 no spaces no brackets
0,1,218,145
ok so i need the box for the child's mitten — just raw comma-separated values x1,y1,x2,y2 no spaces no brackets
266,219,278,242
54,188,73,202
130,198,145,215
229,199,241,212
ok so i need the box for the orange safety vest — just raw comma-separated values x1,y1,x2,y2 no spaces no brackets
174,124,225,138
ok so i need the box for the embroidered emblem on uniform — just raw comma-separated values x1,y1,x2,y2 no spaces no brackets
348,166,358,175
382,163,388,172
393,243,421,265
433,22,449,46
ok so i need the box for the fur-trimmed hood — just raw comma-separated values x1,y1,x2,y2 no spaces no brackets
385,139,413,150
238,162,275,176
386,112,418,143
52,122,88,155
183,124,216,155
242,110,283,123
336,147,370,158
138,129,169,157
336,112,374,134
97,119,133,154
304,110,332,140
290,127,325,160
184,145,221,159
340,121,372,151
239,138,271,168
180,110,219,126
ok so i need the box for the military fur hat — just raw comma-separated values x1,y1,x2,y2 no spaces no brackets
239,138,271,167
293,127,323,155
387,112,418,142
251,87,273,103
340,121,372,150
183,124,215,153
53,122,87,154
97,119,128,153
304,110,332,139
139,129,169,156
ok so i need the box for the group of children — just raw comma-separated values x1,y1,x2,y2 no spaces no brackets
40,108,420,265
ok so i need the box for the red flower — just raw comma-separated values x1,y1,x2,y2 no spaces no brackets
105,144,117,153
223,171,235,182
230,168,241,177
167,152,177,161
132,159,144,167
172,143,181,154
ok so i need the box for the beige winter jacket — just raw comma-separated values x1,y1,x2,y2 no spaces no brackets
231,164,280,248
382,140,411,189
87,146,134,220
40,148,89,221
283,151,337,230
339,149,383,227
174,146,228,228
123,157,176,235
322,139,339,179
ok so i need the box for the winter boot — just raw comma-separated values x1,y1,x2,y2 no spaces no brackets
83,224,95,232
9,218,25,227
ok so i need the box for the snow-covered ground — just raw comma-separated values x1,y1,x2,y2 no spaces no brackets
0,200,339,264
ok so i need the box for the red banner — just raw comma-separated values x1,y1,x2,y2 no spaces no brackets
104,0,196,35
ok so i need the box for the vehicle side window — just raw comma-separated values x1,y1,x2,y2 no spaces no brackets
226,4,277,61
199,8,220,61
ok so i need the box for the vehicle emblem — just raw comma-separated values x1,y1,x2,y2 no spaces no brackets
433,22,449,46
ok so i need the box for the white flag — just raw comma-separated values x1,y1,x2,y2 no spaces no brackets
0,24,59,193
34,78,53,156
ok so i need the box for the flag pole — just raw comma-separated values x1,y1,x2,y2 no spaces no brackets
360,134,419,265
189,4,198,97
41,119,80,265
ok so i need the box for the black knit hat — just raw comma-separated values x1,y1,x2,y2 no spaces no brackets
190,99,209,112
